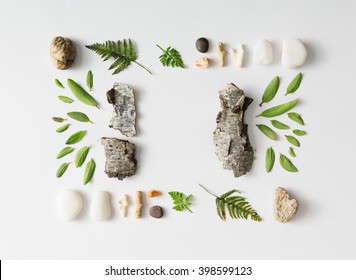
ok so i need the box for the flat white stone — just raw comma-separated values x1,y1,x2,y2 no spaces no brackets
253,39,273,65
281,38,308,69
231,44,245,67
57,190,83,221
90,191,112,221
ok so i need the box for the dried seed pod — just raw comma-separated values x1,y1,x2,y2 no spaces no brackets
147,190,161,198
50,36,76,70
217,42,227,67
135,191,143,219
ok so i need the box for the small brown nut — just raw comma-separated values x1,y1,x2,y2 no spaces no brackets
147,189,161,198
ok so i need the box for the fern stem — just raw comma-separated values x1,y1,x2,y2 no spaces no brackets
132,60,153,75
198,184,219,198
184,205,193,213
156,44,165,52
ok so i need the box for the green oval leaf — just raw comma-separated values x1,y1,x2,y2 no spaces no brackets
270,120,289,130
279,154,298,172
265,147,275,173
56,162,70,178
285,135,300,147
256,124,277,140
257,99,298,118
58,96,74,104
57,146,74,159
288,112,305,125
56,124,70,133
67,79,99,108
52,117,66,123
286,72,303,95
54,79,64,89
67,112,92,123
86,70,93,91
289,147,296,157
84,158,96,185
65,130,86,145
259,76,280,106
74,146,90,168
293,129,307,136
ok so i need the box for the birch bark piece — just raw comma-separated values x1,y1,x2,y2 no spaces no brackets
106,83,136,137
213,83,254,178
50,36,76,70
101,137,137,180
273,187,298,223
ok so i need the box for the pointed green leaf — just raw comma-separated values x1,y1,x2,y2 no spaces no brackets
286,72,303,95
256,124,277,140
57,147,74,159
65,130,86,145
270,120,289,130
293,129,307,136
54,79,64,89
260,76,280,106
58,96,74,104
52,117,66,123
279,154,298,172
288,112,305,125
74,146,90,168
285,135,300,147
67,79,99,108
265,147,275,173
56,124,70,133
257,99,298,118
86,70,93,91
56,162,70,178
67,112,92,123
84,159,96,185
289,147,296,157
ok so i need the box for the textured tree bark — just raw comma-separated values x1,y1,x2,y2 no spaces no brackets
213,83,254,178
101,137,137,180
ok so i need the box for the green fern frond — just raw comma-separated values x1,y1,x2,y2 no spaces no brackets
86,39,152,75
157,45,185,68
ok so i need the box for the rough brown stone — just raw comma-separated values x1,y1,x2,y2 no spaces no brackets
50,36,76,70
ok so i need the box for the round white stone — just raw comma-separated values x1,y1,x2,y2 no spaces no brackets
253,39,273,66
57,190,83,221
90,191,112,221
281,38,308,69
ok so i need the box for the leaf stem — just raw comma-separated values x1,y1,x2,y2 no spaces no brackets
132,60,153,75
198,184,219,198
156,44,165,52
184,205,193,213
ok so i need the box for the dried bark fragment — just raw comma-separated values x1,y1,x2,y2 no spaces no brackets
101,137,137,180
106,83,136,137
213,83,254,178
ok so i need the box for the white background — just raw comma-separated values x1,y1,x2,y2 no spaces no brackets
0,0,355,260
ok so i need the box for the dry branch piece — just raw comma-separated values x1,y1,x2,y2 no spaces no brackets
118,194,129,217
217,42,227,66
135,191,143,219
213,83,254,178
50,36,76,70
231,44,245,67
106,83,136,137
101,137,137,180
273,187,298,223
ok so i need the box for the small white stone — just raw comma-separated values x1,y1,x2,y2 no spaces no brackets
57,190,83,221
90,191,112,221
253,39,273,66
231,44,245,67
273,187,298,223
281,38,308,69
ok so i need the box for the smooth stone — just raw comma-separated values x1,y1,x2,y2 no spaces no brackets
149,205,164,218
273,187,298,223
57,190,83,221
281,38,308,69
196,37,209,53
253,39,273,65
90,191,112,221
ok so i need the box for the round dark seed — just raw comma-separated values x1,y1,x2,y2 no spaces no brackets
149,205,164,219
196,37,209,53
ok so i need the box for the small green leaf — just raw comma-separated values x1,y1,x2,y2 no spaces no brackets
65,130,86,145
168,191,193,213
285,135,300,147
86,70,93,91
257,99,298,118
57,147,74,159
293,129,307,136
279,154,298,172
256,124,277,140
286,72,303,95
52,117,66,123
265,147,275,173
54,79,64,89
58,96,74,104
56,162,70,178
270,120,289,130
289,147,296,157
288,112,305,125
67,79,99,108
260,76,280,106
84,159,96,185
67,112,92,123
56,124,70,133
74,146,90,168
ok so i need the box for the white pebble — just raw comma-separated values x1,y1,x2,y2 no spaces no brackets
90,191,112,221
253,39,273,66
281,38,308,69
231,44,245,67
57,190,83,221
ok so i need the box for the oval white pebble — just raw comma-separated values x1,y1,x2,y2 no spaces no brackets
253,39,273,66
90,191,112,221
281,38,308,69
57,190,83,221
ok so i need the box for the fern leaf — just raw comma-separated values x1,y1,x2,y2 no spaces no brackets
157,45,185,68
168,191,193,213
